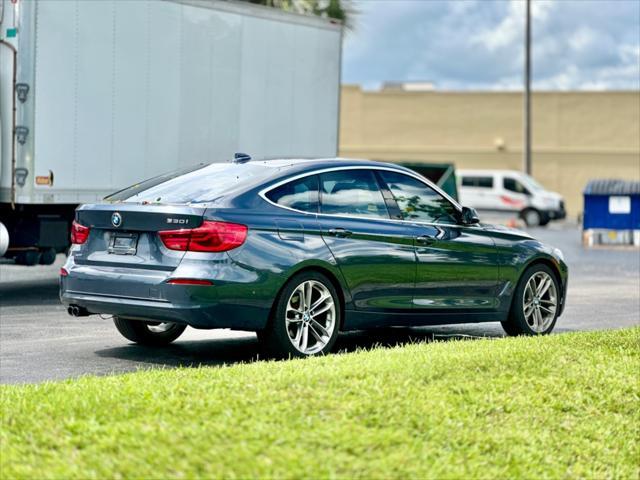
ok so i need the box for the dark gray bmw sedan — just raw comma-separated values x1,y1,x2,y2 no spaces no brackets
61,157,568,357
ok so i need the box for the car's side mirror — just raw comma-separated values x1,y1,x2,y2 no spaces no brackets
460,206,480,225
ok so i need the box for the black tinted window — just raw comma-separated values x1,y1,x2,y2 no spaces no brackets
462,176,493,188
266,176,319,213
320,170,389,219
379,171,458,224
106,163,272,204
503,178,530,195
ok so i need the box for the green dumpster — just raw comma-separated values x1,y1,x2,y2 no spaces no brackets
395,162,459,201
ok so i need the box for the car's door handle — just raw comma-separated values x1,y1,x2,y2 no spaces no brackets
416,234,436,245
328,228,353,238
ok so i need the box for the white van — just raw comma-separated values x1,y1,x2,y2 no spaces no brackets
457,170,566,226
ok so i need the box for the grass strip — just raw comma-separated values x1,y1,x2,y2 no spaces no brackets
1,327,639,479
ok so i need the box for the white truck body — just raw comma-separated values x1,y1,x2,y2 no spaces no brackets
0,0,342,261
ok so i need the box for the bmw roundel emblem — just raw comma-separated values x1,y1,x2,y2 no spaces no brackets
111,212,122,228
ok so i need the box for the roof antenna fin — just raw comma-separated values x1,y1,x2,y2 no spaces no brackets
233,153,251,164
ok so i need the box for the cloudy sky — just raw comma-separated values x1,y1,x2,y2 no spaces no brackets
342,0,640,90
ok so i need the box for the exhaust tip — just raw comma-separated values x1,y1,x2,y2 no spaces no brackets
67,305,89,317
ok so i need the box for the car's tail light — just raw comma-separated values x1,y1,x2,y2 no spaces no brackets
158,221,247,252
71,221,90,244
60,267,69,277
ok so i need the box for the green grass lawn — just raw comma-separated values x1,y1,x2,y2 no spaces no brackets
1,328,638,479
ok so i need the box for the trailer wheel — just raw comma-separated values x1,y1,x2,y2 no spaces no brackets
15,250,41,266
39,248,57,265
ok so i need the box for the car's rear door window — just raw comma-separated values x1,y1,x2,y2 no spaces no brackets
320,170,389,219
266,175,319,213
378,171,459,224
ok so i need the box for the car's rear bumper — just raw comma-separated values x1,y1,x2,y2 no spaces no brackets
60,289,267,331
59,254,274,331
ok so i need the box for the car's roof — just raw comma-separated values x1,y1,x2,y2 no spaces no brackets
458,169,527,177
107,157,442,206
238,157,419,184
251,157,411,172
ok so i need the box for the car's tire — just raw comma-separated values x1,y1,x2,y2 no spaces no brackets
501,264,560,336
113,317,187,346
260,271,341,358
521,208,542,227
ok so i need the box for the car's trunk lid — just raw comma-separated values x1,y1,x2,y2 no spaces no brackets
66,203,207,300
73,203,206,271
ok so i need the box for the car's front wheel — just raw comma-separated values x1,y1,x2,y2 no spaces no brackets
501,264,560,336
260,271,340,358
113,317,186,346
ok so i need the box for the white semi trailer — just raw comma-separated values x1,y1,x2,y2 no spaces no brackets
0,0,341,264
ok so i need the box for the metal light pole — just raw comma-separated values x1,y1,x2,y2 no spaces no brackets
523,0,532,175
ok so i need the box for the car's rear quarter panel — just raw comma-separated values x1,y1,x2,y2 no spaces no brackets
205,200,352,330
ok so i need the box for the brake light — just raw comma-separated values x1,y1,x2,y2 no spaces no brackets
71,221,90,244
166,278,213,286
60,267,69,277
158,221,247,252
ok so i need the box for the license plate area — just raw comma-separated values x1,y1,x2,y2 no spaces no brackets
108,232,139,255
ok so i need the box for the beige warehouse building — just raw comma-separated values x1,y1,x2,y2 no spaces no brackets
338,85,640,217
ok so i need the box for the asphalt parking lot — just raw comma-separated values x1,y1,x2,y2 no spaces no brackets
1,223,638,384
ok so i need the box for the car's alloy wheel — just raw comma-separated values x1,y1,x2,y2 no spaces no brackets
501,264,560,336
522,271,557,332
260,271,341,358
285,280,336,355
113,317,187,346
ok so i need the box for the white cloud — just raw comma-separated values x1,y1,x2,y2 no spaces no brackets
342,0,640,91
569,26,597,51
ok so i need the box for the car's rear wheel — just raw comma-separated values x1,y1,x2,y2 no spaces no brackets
113,317,187,346
501,264,560,336
260,271,340,358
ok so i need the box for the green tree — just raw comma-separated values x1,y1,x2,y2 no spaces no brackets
248,0,354,29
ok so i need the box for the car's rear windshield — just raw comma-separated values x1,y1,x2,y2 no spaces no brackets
106,163,271,204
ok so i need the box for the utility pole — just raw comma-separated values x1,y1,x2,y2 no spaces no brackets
523,0,532,175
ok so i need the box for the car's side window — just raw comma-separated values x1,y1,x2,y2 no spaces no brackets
378,171,459,225
462,176,493,188
503,177,530,195
266,175,319,213
319,170,389,219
